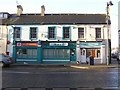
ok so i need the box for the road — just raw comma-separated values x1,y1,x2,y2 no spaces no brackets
1,64,120,90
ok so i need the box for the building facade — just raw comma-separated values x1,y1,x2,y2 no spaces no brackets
5,12,111,64
0,12,9,54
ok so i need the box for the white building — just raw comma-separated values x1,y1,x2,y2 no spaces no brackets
1,4,110,64
5,12,111,64
0,12,9,54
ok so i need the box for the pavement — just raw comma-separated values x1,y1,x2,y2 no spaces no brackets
11,58,119,68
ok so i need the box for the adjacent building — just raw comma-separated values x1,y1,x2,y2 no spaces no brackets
0,12,9,54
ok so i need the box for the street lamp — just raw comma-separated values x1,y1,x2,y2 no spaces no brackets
106,1,113,65
11,26,16,62
76,39,80,64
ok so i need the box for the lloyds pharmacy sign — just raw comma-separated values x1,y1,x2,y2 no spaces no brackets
50,43,68,46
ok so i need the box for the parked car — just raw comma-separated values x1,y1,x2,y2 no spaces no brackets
111,53,117,58
117,52,120,61
0,53,14,67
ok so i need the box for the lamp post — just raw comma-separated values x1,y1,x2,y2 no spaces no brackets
11,26,16,62
106,1,113,65
76,39,80,64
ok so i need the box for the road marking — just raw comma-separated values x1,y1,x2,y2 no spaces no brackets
70,65,89,69
3,71,30,74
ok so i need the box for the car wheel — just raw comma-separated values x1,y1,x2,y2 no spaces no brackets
6,64,10,67
117,58,119,61
2,62,9,68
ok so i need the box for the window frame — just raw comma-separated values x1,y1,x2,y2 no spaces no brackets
48,27,56,39
78,27,85,39
14,27,21,40
95,28,101,39
63,27,71,40
29,27,38,40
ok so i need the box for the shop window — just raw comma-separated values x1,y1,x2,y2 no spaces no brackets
78,28,84,38
86,49,101,59
22,49,27,54
30,27,37,40
14,27,21,39
95,28,101,38
16,48,37,59
63,27,70,39
97,49,101,58
43,49,70,60
48,27,56,39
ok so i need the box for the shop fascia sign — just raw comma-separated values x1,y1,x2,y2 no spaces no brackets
17,42,38,46
50,43,68,46
80,42,102,47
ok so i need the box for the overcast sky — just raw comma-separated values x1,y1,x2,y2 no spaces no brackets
0,0,119,48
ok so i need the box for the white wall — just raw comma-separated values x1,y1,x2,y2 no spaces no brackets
0,25,7,54
7,24,108,41
7,24,109,56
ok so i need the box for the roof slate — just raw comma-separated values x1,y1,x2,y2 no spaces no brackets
1,14,108,25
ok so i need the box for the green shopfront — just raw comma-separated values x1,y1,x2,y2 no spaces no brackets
13,41,41,63
13,41,76,64
42,41,76,63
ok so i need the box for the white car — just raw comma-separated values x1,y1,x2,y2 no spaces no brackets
0,53,14,67
117,52,120,61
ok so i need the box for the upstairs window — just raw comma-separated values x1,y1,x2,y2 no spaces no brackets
95,28,101,38
78,28,84,38
48,27,56,39
0,13,8,19
63,27,70,39
14,27,21,39
0,14,3,18
30,27,37,39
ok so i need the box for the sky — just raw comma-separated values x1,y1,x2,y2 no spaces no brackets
0,0,119,48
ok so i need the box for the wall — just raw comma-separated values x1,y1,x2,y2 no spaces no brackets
7,24,108,56
0,25,7,54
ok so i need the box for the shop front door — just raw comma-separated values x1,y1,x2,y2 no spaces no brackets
81,49,86,63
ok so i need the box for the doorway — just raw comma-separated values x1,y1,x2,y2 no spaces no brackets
81,49,86,63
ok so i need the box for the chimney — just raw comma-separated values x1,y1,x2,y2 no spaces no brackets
41,5,45,16
17,5,23,16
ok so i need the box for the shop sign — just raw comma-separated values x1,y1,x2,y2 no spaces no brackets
80,42,102,47
50,43,68,46
17,42,38,46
